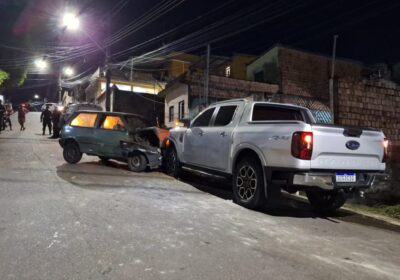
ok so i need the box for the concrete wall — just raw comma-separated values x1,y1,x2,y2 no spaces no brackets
164,83,189,127
247,47,280,84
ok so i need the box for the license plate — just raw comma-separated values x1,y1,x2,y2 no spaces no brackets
335,173,356,183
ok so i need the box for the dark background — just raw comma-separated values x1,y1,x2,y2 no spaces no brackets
1,0,399,103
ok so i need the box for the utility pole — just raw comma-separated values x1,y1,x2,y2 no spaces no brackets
204,44,211,107
105,14,111,112
130,57,134,81
329,35,338,124
58,71,62,104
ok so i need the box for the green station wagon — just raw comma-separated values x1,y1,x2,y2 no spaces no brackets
59,111,151,170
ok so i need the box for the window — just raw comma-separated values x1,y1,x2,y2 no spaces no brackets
225,66,231,78
254,71,264,82
125,116,149,129
101,116,126,131
192,108,215,127
214,106,237,126
252,105,303,121
178,101,185,120
169,106,174,122
70,113,98,128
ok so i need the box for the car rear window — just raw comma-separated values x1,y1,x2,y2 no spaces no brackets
214,106,237,126
70,113,98,128
101,116,126,131
252,105,304,121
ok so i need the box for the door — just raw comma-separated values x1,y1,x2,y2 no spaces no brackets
68,112,99,154
94,115,129,158
202,105,238,171
183,107,216,166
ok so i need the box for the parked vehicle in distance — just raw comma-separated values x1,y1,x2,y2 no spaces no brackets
166,99,388,212
120,127,170,172
59,111,154,170
41,103,58,112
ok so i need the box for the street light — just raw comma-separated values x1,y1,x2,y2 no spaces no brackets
34,94,40,100
34,59,48,71
62,12,80,31
63,66,74,77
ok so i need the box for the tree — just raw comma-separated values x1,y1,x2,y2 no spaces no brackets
0,69,10,89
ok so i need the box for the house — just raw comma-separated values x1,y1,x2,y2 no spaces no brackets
84,67,166,114
159,71,279,128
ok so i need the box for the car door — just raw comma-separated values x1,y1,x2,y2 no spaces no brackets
68,112,99,154
183,107,216,166
202,105,239,172
94,114,129,158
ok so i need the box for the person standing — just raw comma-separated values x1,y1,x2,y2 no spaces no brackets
40,105,52,135
4,104,13,130
18,104,28,131
0,100,4,133
50,106,61,138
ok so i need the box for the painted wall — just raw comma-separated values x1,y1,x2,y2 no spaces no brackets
164,83,189,128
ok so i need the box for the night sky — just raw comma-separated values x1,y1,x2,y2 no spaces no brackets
1,0,400,103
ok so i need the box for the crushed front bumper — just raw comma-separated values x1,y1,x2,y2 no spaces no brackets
292,172,389,191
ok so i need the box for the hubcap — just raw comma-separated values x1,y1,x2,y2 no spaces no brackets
67,147,77,160
130,156,140,168
236,166,257,201
168,151,177,173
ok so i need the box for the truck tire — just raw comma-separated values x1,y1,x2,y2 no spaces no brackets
233,157,265,209
306,190,346,213
165,147,181,178
128,154,147,172
63,143,82,164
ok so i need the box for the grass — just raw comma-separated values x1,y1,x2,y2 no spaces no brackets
346,204,400,220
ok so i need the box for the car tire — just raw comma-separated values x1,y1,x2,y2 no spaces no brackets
165,147,181,178
128,154,147,172
63,143,82,164
233,157,265,209
306,190,346,213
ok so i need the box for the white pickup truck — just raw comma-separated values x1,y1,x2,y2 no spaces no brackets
165,99,388,212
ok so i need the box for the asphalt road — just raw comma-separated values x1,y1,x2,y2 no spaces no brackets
0,112,399,280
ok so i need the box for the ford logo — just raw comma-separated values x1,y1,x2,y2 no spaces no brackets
346,140,360,150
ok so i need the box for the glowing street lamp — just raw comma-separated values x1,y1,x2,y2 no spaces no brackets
62,12,80,31
34,94,40,100
63,66,74,77
34,59,48,70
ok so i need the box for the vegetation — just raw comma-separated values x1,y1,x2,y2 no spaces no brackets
0,69,10,88
347,203,400,220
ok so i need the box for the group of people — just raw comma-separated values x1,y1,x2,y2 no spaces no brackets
0,100,29,132
40,105,61,138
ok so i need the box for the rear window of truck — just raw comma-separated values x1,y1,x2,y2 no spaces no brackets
252,105,304,121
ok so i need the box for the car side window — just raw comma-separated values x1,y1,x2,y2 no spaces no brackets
101,116,126,131
192,108,215,127
214,106,237,126
70,113,98,128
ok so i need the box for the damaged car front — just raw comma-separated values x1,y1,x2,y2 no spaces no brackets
120,127,170,172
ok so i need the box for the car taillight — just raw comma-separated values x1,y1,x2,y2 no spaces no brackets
292,132,313,160
382,138,389,163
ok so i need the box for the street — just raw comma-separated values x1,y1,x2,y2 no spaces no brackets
0,112,399,280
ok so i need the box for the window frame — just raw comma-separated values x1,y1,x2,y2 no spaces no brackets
69,112,99,128
191,107,216,128
178,100,185,121
213,105,238,127
98,115,127,132
169,106,174,123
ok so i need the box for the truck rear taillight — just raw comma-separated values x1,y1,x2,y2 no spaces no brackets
292,132,313,160
382,138,389,163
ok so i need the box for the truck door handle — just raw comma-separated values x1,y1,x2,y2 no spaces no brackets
220,132,226,137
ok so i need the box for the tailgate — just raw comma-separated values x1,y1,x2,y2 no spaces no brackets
310,125,385,171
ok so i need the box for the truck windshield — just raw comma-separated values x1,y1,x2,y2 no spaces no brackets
252,105,304,121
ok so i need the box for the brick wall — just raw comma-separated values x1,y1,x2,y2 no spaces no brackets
279,47,362,99
337,79,400,201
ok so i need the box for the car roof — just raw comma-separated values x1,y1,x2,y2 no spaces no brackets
75,110,147,119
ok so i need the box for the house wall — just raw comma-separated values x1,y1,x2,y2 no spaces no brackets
246,47,280,84
230,55,257,80
278,47,362,99
164,83,189,127
113,90,165,126
336,79,400,201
